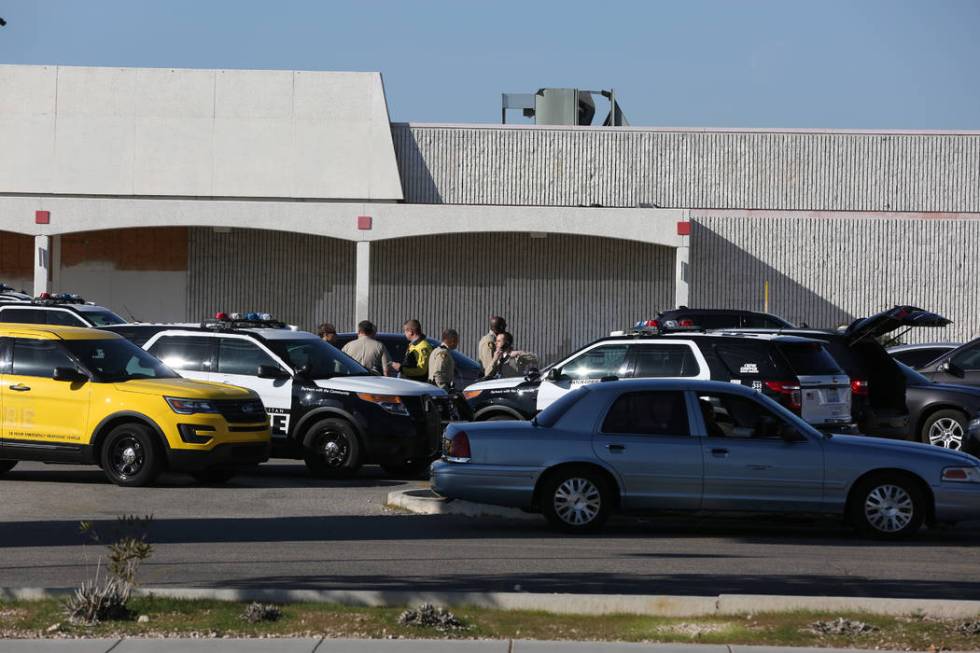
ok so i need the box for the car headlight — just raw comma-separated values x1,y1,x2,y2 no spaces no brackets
165,397,219,415
357,393,409,416
941,466,980,483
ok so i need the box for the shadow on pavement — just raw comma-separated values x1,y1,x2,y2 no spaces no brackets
2,512,978,549
0,462,407,490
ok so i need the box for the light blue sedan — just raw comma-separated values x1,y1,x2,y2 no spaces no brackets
431,379,980,537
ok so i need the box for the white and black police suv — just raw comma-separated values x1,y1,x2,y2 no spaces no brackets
463,321,853,431
105,313,452,477
0,291,126,327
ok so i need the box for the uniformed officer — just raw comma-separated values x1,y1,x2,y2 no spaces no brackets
341,320,391,375
428,329,459,391
477,315,507,376
390,319,432,380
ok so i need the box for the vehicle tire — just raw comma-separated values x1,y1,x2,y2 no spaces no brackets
539,467,612,534
100,423,161,488
0,460,17,475
848,473,926,539
190,469,236,484
920,409,967,450
381,458,432,479
303,418,362,478
484,414,515,422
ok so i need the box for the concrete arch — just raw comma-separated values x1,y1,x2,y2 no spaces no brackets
0,196,686,248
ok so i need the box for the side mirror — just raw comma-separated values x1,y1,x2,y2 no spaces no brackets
257,364,289,379
293,363,312,378
53,366,86,383
525,367,541,382
947,361,965,378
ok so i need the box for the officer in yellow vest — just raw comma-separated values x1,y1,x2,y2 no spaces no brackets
389,318,433,380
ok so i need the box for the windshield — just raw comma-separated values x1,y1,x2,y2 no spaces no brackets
266,338,369,378
81,310,126,326
65,338,179,382
897,361,933,386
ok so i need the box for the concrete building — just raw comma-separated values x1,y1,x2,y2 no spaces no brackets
1,64,978,364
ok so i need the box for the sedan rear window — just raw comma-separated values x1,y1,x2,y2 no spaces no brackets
777,343,843,376
535,388,587,428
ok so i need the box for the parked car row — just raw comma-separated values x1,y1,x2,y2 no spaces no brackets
1,287,979,540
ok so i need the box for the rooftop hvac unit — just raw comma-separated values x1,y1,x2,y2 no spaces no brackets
501,88,628,126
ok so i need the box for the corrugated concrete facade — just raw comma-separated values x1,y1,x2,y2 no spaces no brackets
187,229,356,331
369,233,675,364
689,215,980,343
393,124,980,212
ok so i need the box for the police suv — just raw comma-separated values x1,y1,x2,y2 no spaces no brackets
0,292,126,327
105,314,451,477
0,283,31,304
463,322,853,430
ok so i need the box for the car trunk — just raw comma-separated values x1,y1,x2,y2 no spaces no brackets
775,342,851,426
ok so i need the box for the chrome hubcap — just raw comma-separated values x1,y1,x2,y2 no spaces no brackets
109,436,144,478
318,432,349,467
553,477,601,526
928,418,963,449
864,484,914,533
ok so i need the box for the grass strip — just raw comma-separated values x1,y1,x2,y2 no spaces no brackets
0,597,978,649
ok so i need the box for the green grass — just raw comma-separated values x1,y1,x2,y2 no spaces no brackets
1,597,978,649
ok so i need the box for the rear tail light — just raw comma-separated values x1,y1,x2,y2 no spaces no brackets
445,431,471,462
850,379,869,396
764,380,802,412
678,318,695,327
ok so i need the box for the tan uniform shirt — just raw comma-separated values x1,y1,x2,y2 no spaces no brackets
341,336,391,374
477,331,496,376
428,345,456,390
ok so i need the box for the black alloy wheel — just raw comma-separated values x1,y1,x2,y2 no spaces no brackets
100,423,161,487
303,418,362,478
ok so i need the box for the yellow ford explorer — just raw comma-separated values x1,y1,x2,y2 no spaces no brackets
0,325,270,486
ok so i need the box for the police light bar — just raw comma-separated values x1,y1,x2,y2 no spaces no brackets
33,292,87,305
201,312,288,330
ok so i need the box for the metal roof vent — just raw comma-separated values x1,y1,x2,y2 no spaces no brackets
501,88,628,126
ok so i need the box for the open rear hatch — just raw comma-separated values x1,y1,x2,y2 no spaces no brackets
843,306,952,345
842,306,949,435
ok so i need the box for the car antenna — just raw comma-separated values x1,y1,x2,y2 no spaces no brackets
123,304,140,323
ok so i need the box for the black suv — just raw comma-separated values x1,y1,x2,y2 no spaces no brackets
716,305,952,438
463,330,852,430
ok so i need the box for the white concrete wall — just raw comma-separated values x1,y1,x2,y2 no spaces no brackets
0,65,403,201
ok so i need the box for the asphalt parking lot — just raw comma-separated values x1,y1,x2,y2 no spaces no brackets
1,460,979,599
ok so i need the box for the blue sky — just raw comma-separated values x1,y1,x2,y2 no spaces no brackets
1,0,977,129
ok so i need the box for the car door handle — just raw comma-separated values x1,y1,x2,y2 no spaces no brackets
606,443,626,452
710,448,729,457
9,384,31,392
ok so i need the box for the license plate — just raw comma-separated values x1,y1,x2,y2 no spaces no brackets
824,389,839,403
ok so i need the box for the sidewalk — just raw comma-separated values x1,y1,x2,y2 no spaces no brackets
0,639,928,652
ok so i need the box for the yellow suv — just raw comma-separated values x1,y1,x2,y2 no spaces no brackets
0,325,270,486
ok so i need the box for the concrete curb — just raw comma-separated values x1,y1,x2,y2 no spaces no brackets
3,587,979,619
386,488,537,520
